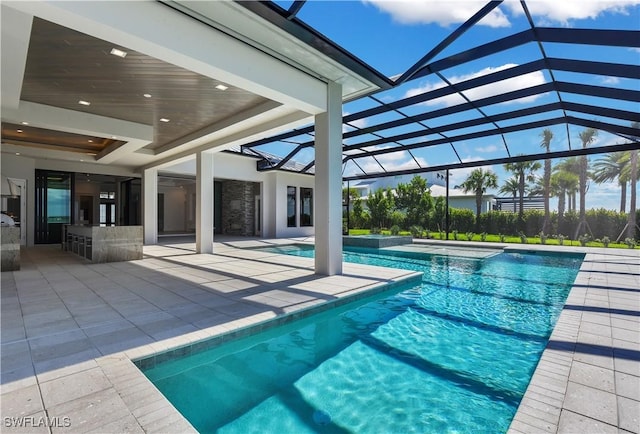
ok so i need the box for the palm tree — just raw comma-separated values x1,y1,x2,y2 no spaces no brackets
576,127,598,238
554,157,581,211
551,171,579,235
457,168,498,229
504,159,542,221
540,128,553,232
499,176,520,212
592,151,630,213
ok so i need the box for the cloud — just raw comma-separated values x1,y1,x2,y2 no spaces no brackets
601,76,621,85
348,145,429,174
504,0,640,25
404,64,547,106
362,0,511,27
475,145,498,153
342,113,368,133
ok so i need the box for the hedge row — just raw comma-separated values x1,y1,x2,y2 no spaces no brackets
450,208,639,240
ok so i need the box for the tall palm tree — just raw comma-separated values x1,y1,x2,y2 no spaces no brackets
576,127,598,238
540,128,553,232
551,171,579,235
504,159,542,221
457,168,498,229
499,176,520,212
554,157,581,211
592,151,630,213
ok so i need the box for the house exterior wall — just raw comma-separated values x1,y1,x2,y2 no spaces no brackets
161,152,316,238
2,150,318,245
448,197,494,214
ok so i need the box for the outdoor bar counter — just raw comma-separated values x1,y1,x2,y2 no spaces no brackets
63,225,143,263
1,226,20,270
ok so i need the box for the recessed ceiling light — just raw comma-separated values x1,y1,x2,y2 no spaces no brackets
21,121,29,125
215,84,228,91
143,93,152,98
80,159,84,162
160,118,170,123
15,153,20,156
111,136,117,139
79,100,91,106
110,48,127,58
16,129,23,133
88,140,93,143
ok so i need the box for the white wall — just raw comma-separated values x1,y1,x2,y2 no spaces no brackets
273,171,315,238
158,186,188,232
449,196,494,213
163,152,317,239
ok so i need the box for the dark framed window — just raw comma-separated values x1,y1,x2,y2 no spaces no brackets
300,187,313,227
287,186,296,227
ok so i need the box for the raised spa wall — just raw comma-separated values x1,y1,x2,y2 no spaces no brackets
342,235,414,248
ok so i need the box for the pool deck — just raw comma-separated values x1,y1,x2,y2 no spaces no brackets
1,238,638,433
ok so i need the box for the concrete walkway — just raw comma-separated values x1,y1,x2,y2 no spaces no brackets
1,239,420,433
1,239,638,433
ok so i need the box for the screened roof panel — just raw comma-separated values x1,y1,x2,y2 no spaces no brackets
233,1,639,181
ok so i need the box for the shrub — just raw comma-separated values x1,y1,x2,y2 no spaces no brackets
540,231,547,245
499,233,506,243
390,225,401,235
466,232,474,241
558,234,565,246
602,236,610,248
519,231,527,244
624,238,637,249
480,232,487,242
449,208,475,233
453,230,459,241
370,226,381,235
579,234,590,247
409,225,423,238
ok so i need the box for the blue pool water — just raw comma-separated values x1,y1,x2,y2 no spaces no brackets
142,246,583,433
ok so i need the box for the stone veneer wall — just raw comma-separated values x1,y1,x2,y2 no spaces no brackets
220,180,257,236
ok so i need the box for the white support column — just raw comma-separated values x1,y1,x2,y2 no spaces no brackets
314,81,343,276
196,151,214,254
142,167,158,245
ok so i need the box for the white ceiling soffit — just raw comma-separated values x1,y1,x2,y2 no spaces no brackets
171,0,381,101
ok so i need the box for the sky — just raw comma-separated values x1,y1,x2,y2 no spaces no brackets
268,0,640,212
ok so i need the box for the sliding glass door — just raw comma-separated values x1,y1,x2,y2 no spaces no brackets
35,170,73,244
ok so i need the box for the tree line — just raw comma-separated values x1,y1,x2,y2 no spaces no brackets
344,126,639,241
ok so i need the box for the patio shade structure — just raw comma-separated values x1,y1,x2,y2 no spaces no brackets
236,0,640,181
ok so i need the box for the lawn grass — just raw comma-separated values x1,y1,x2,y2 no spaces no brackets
346,229,638,249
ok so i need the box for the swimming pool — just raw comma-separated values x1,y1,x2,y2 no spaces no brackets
141,246,583,433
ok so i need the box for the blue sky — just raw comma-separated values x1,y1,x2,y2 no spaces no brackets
269,0,640,211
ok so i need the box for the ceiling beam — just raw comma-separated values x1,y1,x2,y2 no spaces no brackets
3,101,153,164
152,100,283,156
